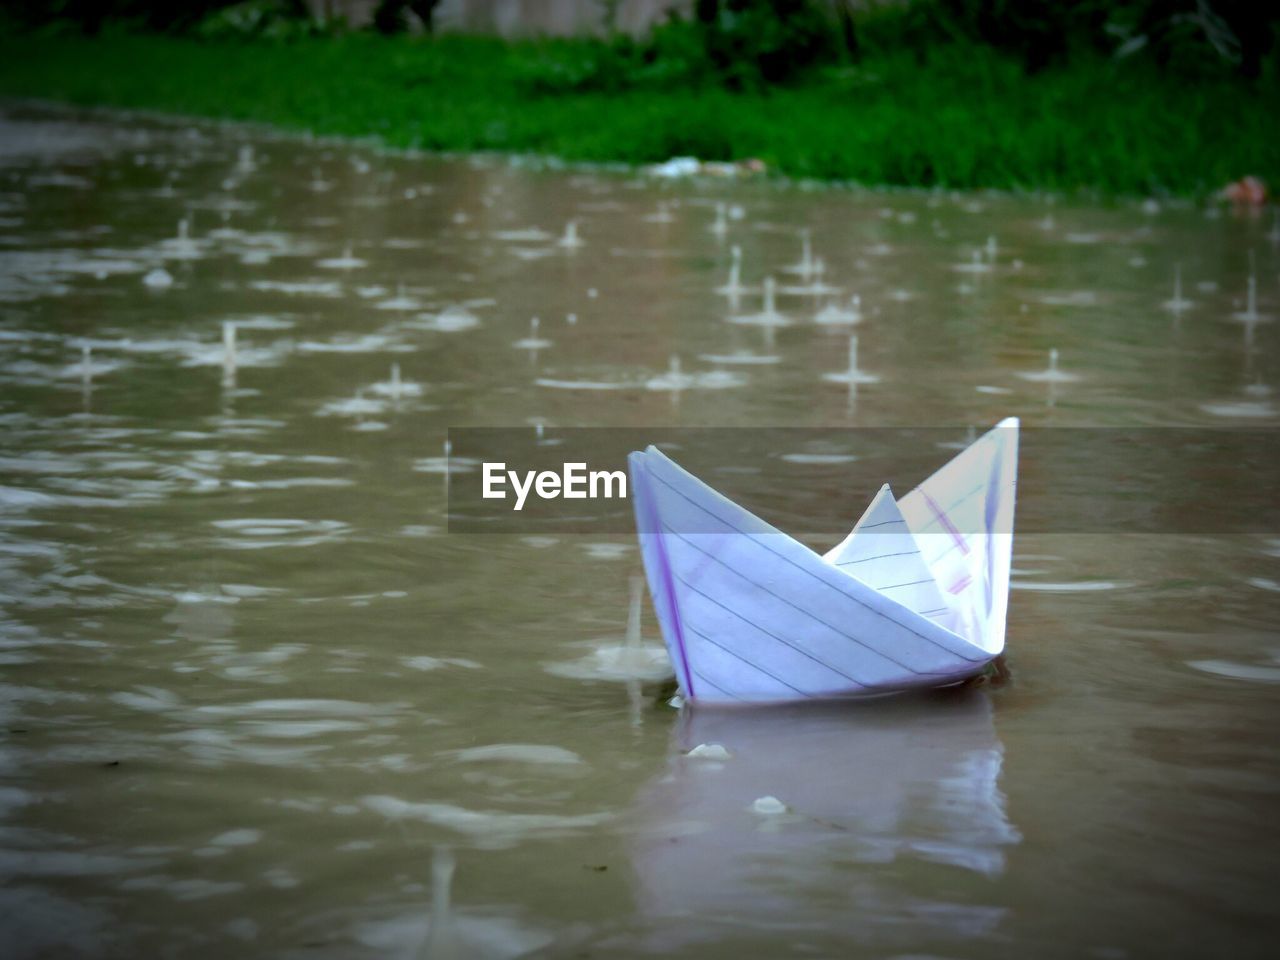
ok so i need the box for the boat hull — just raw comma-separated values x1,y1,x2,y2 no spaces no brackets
628,421,1017,704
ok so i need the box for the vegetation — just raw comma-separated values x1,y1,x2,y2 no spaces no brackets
0,0,1275,196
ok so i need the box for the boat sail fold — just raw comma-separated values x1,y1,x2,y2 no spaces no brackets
628,418,1019,704
821,484,952,625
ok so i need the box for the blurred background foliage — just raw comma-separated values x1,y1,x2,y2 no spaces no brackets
1,1,1274,194
2,0,311,35
3,1,1276,89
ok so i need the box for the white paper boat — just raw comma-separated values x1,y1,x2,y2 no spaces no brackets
628,418,1019,703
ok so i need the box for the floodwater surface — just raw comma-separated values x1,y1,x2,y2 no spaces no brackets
0,103,1277,959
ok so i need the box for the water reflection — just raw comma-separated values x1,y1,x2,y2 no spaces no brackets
629,692,1019,950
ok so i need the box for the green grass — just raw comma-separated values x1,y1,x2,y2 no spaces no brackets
0,29,1275,196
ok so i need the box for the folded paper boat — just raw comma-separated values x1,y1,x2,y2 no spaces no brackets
628,418,1019,704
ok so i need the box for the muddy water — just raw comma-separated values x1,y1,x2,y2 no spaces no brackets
0,103,1277,959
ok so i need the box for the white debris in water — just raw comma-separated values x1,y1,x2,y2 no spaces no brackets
644,202,676,224
534,377,632,391
780,452,858,465
142,267,173,289
557,220,583,249
1187,655,1280,683
412,305,480,333
814,295,863,326
953,249,994,274
315,394,387,418
729,276,791,328
545,642,671,683
1037,290,1099,307
224,314,295,331
412,454,479,474
402,655,480,672
493,227,553,243
698,350,780,366
750,796,787,815
250,279,342,298
360,795,612,848
316,244,366,270
648,157,700,178
779,276,840,297
822,335,879,385
1017,348,1080,383
512,246,557,262
686,743,731,760
300,333,409,354
645,356,745,392
1200,399,1277,419
513,317,552,351
398,525,438,538
376,289,424,311
210,828,262,847
581,542,630,560
452,744,584,766
209,518,352,550
710,202,728,237
367,364,424,399
264,868,298,889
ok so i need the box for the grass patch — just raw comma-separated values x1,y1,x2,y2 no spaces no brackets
0,29,1275,196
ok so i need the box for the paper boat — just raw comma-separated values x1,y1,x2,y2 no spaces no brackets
628,418,1019,703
